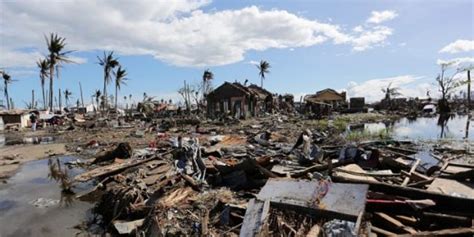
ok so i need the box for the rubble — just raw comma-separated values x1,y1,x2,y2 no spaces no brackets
1,110,473,236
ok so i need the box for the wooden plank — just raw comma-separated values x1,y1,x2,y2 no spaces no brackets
375,212,417,234
257,178,368,221
74,151,172,182
398,227,474,236
371,225,397,236
332,176,474,216
427,178,474,199
240,199,270,237
401,159,420,186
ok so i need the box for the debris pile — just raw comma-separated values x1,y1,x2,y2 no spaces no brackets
68,116,474,236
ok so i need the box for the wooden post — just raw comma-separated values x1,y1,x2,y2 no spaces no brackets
402,159,420,186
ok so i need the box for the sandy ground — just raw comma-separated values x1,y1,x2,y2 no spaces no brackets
0,143,69,180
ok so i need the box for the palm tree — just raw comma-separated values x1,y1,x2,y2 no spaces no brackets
257,60,271,88
381,82,401,101
45,33,74,111
97,51,119,110
64,89,72,107
0,71,12,110
93,89,101,110
114,66,128,109
202,69,214,98
37,59,49,110
381,82,401,110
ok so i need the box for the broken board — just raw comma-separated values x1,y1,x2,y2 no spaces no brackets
427,178,474,199
256,178,368,221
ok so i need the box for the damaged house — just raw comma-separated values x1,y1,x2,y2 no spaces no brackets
304,88,347,115
206,82,273,118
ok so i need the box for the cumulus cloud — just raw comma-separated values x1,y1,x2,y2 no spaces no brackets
439,40,474,53
345,75,435,102
1,1,398,68
366,10,398,24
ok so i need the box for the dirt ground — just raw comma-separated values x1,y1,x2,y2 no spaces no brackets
0,143,69,181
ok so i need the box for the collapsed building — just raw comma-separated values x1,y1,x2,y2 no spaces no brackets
304,89,347,115
206,82,273,119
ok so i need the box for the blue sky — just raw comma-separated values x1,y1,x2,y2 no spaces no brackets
0,0,473,107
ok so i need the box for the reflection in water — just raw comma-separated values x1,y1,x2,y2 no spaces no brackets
363,115,473,140
466,115,471,139
47,158,76,207
0,156,94,237
437,113,453,139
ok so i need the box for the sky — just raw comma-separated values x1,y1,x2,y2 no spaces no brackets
0,0,473,108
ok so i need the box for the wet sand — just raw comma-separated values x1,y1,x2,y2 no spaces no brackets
0,143,69,181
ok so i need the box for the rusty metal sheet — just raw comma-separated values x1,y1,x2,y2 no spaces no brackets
256,178,368,220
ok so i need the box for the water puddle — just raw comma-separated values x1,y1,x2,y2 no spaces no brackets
0,156,95,237
0,134,57,147
358,115,473,141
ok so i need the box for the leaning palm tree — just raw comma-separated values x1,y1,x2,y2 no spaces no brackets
45,33,74,111
64,89,72,108
97,51,119,111
202,69,214,98
257,60,271,88
114,66,128,109
381,82,401,101
37,58,49,109
0,71,12,110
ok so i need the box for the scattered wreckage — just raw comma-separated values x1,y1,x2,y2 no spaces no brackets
65,117,474,236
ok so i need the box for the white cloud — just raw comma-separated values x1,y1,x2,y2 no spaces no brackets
351,26,392,51
1,1,397,68
439,40,474,53
436,57,474,69
248,60,260,65
366,10,398,24
345,75,435,102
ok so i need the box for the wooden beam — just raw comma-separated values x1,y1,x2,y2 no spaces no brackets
375,212,417,234
402,159,420,186
398,227,474,236
332,176,474,216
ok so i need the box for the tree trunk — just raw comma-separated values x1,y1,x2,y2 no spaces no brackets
115,85,118,109
32,90,35,109
41,78,46,110
49,65,54,111
261,77,263,88
4,83,9,110
102,70,107,111
79,82,84,108
58,88,62,112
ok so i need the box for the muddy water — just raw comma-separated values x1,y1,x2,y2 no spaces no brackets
361,115,473,141
0,156,94,237
0,134,57,147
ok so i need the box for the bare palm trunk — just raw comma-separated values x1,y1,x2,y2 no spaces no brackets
58,88,62,111
102,72,107,111
115,85,118,109
41,79,46,110
261,77,263,88
4,84,10,110
49,66,54,111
